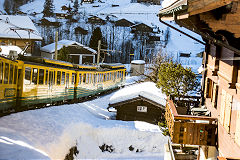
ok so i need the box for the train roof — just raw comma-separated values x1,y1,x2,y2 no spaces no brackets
100,63,125,69
17,56,125,70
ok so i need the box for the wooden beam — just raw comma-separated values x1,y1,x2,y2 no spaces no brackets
188,0,233,16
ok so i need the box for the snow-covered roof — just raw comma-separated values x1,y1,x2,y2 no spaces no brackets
131,60,145,65
0,15,42,40
43,17,57,22
109,82,166,106
40,39,97,54
0,45,23,56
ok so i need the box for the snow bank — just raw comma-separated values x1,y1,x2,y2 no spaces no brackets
110,82,166,106
0,92,167,160
0,45,23,56
131,60,146,65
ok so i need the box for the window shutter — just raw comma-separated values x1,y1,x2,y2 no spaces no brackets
220,89,226,125
224,93,232,132
212,84,218,108
235,110,240,146
204,78,209,98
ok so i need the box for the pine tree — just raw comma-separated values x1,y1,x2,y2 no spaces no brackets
73,0,79,13
89,27,107,62
157,61,199,99
43,0,54,17
58,46,72,62
89,27,103,50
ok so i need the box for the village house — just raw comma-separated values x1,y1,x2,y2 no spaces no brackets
87,15,106,25
0,15,42,55
61,5,72,12
82,0,94,3
137,0,161,5
115,18,134,27
40,17,61,27
108,82,166,124
55,12,72,19
159,0,240,159
74,27,88,35
130,23,153,33
40,39,97,64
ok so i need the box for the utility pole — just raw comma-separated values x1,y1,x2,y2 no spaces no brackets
97,40,101,65
55,31,58,60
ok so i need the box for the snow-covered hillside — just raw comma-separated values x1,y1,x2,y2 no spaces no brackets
0,86,168,159
18,0,204,65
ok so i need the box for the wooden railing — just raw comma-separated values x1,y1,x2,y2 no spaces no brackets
166,98,217,146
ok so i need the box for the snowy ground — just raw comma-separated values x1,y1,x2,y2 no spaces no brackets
0,83,168,160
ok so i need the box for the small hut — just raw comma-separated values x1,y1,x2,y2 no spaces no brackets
108,82,166,124
130,60,145,76
130,23,153,33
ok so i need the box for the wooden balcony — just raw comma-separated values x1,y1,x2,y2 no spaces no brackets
166,98,218,146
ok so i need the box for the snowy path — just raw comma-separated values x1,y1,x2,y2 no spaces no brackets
0,85,167,160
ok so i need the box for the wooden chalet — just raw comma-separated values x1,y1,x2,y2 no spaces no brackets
87,16,106,25
55,12,72,19
159,0,240,159
137,0,161,5
115,18,134,27
61,5,72,12
40,17,61,27
74,27,88,35
0,15,42,54
108,82,166,124
83,0,94,3
41,40,97,64
130,23,153,33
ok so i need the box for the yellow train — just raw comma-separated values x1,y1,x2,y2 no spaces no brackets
0,55,126,114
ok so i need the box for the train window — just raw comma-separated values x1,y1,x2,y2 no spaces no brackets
83,73,86,83
45,70,48,85
72,73,75,85
109,73,111,80
39,69,44,85
79,73,82,84
66,73,69,87
14,66,17,84
61,72,65,85
53,71,56,85
32,68,38,85
0,62,3,84
9,64,13,84
4,63,9,84
86,73,89,84
24,67,31,85
89,73,92,84
104,73,106,82
57,71,61,85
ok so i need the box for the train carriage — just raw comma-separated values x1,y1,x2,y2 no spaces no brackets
0,56,19,112
0,55,126,114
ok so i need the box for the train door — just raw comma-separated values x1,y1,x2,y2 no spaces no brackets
66,73,69,89
48,70,54,90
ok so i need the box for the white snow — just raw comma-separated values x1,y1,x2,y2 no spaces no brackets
110,82,166,106
131,60,146,65
0,15,42,40
0,45,23,56
40,39,97,54
0,90,168,160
